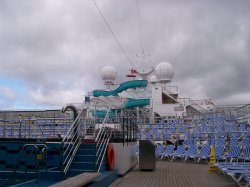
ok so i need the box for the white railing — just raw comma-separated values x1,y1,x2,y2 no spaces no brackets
189,100,205,113
94,108,111,173
95,131,112,173
62,107,85,174
162,89,187,105
95,107,110,142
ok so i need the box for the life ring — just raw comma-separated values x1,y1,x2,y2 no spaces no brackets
106,144,115,170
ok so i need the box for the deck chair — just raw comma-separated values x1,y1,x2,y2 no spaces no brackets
223,145,241,162
229,138,239,146
171,145,185,161
238,146,250,162
182,145,198,161
215,146,225,161
155,144,165,159
194,144,210,162
241,138,250,147
161,145,175,160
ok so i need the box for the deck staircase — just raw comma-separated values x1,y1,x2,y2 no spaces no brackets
67,140,107,177
188,100,206,113
162,88,205,114
48,106,116,186
61,106,111,174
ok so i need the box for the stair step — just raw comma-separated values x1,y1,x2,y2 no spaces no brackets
75,155,95,162
71,162,95,170
79,144,96,149
78,149,96,155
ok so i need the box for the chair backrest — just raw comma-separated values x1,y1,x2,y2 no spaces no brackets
154,130,162,141
239,123,246,131
243,146,250,158
145,132,151,140
227,145,241,157
184,139,193,146
216,138,225,146
215,146,225,157
155,144,164,156
209,138,216,145
198,144,210,156
165,145,175,154
229,138,239,146
174,145,185,154
185,145,197,155
241,138,250,147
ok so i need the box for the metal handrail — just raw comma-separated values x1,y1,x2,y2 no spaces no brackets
37,144,48,173
97,137,110,173
62,132,81,165
63,139,81,174
62,108,85,142
96,130,112,173
62,107,85,174
95,107,110,142
95,129,107,158
14,144,47,182
62,129,81,158
94,109,112,173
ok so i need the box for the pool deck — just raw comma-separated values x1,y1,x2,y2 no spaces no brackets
109,161,238,187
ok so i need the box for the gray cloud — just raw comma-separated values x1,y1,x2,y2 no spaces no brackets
0,0,250,109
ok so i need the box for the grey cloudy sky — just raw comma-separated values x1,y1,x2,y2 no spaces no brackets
0,0,249,109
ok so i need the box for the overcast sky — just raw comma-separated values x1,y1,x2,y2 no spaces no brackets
0,0,249,109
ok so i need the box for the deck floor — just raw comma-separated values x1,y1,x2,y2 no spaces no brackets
109,161,238,187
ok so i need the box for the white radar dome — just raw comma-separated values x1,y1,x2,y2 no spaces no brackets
155,62,174,83
149,75,158,84
101,66,117,81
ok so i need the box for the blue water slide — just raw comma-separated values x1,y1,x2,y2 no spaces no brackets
94,109,121,118
94,99,150,117
93,80,148,97
124,98,150,108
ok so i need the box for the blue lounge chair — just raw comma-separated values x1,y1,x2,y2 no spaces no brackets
194,144,210,162
238,146,250,162
182,145,198,161
155,144,165,159
215,146,225,161
161,145,175,160
223,145,241,162
171,145,185,161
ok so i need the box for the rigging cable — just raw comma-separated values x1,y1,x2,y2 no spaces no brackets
92,0,136,68
136,0,144,55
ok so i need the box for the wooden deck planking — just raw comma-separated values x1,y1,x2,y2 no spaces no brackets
109,161,238,187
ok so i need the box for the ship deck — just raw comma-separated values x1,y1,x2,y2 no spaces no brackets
109,161,238,187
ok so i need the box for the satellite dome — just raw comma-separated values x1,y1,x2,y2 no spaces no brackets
149,75,158,84
155,62,174,83
101,66,117,81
